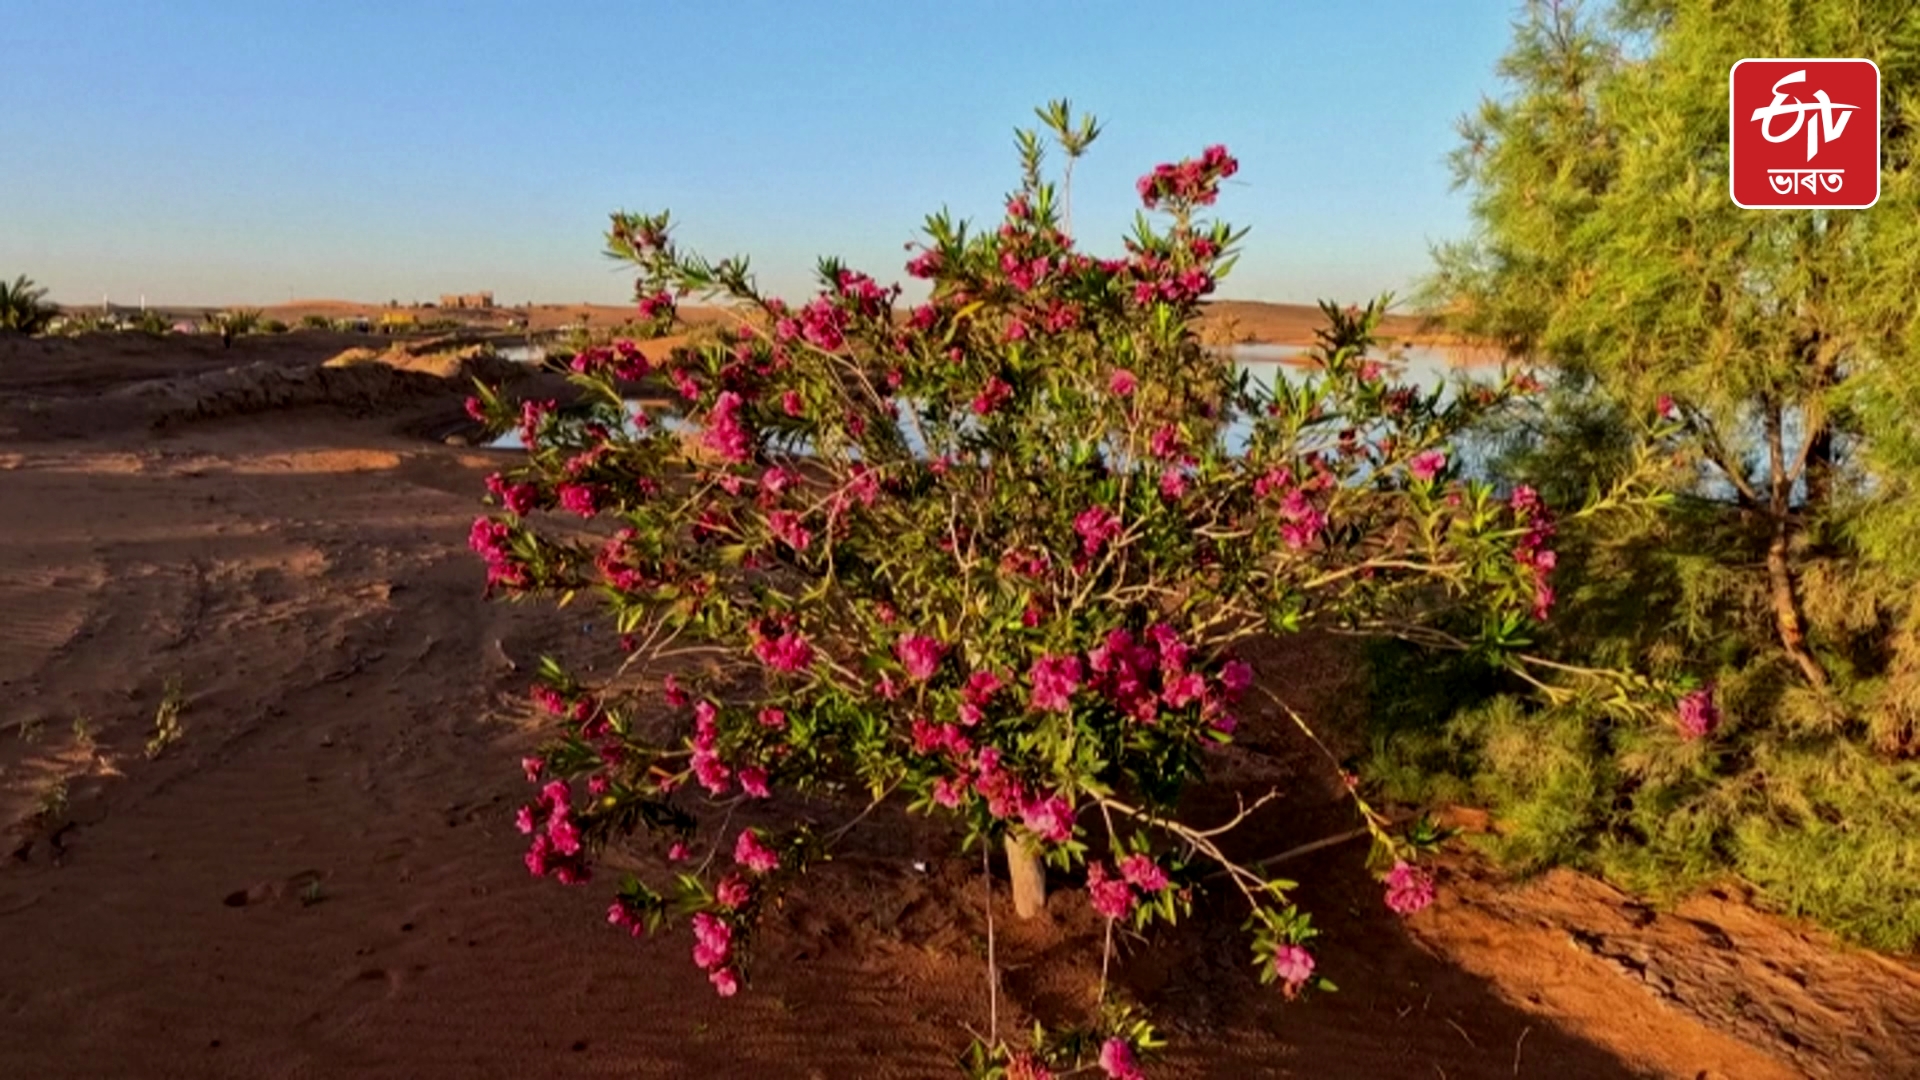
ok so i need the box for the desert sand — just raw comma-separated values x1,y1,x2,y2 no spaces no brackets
2,330,1915,1079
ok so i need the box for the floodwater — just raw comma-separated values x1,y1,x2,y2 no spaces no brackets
486,344,1513,454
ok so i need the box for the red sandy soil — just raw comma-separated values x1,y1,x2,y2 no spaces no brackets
2,333,1913,1079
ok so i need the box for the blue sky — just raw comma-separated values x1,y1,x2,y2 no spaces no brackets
0,1,1516,308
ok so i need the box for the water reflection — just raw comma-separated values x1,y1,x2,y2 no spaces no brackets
486,343,1508,456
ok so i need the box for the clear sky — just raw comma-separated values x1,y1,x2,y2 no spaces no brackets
0,1,1517,308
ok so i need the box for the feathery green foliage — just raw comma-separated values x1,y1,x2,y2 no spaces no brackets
1385,0,1920,950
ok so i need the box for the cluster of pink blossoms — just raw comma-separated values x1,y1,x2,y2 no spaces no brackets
733,828,781,874
1085,853,1173,920
689,912,739,997
636,290,674,322
1073,506,1122,557
1028,654,1084,713
568,339,654,382
895,633,947,682
517,778,589,885
1509,485,1558,620
1136,144,1239,210
484,472,540,516
556,482,598,518
1676,685,1719,740
972,375,1013,416
702,391,753,463
513,398,555,451
752,619,815,673
1408,449,1447,483
467,517,527,592
1383,859,1436,916
1253,466,1331,550
1081,625,1246,734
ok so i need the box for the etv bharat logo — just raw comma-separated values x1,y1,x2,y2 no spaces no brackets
1731,58,1880,209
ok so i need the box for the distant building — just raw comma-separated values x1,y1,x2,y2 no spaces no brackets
438,292,495,310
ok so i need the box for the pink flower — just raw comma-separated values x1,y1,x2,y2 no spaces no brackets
1657,394,1676,419
931,776,968,808
701,391,753,463
905,248,942,279
514,805,536,834
521,756,544,783
692,751,732,795
606,900,644,938
757,707,787,730
1098,1038,1144,1080
667,841,691,862
1159,468,1189,499
1384,859,1436,916
1271,944,1315,998
972,376,1013,416
895,634,947,682
1220,659,1254,698
782,389,805,417
734,829,780,874
1074,506,1122,556
1162,671,1205,709
738,766,771,799
1086,862,1136,920
964,670,1004,702
1149,425,1184,459
548,812,582,856
524,833,552,877
715,873,751,909
1119,854,1169,892
708,968,739,997
1109,368,1137,397
1020,794,1075,844
557,483,597,517
1677,686,1719,740
1028,654,1083,713
754,626,814,673
1409,450,1447,482
663,675,689,708
690,911,733,970
766,509,812,551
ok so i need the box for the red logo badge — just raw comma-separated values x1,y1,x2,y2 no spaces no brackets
1731,59,1880,209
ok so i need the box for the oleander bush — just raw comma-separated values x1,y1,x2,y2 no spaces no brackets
471,104,1667,1076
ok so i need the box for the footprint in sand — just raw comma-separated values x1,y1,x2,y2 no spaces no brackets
222,868,326,908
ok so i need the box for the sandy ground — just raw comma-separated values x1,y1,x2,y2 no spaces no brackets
1,332,1913,1079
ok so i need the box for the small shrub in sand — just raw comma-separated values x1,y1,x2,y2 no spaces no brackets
470,105,1668,1076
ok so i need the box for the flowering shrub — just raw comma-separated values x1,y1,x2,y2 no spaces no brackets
469,105,1656,1075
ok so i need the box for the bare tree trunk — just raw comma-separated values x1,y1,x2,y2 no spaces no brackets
1764,400,1830,690
1766,522,1828,689
1005,835,1046,919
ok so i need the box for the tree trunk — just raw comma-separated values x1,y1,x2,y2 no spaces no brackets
1766,518,1829,690
1005,835,1047,919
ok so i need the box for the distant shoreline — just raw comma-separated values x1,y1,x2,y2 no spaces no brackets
49,297,1507,355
